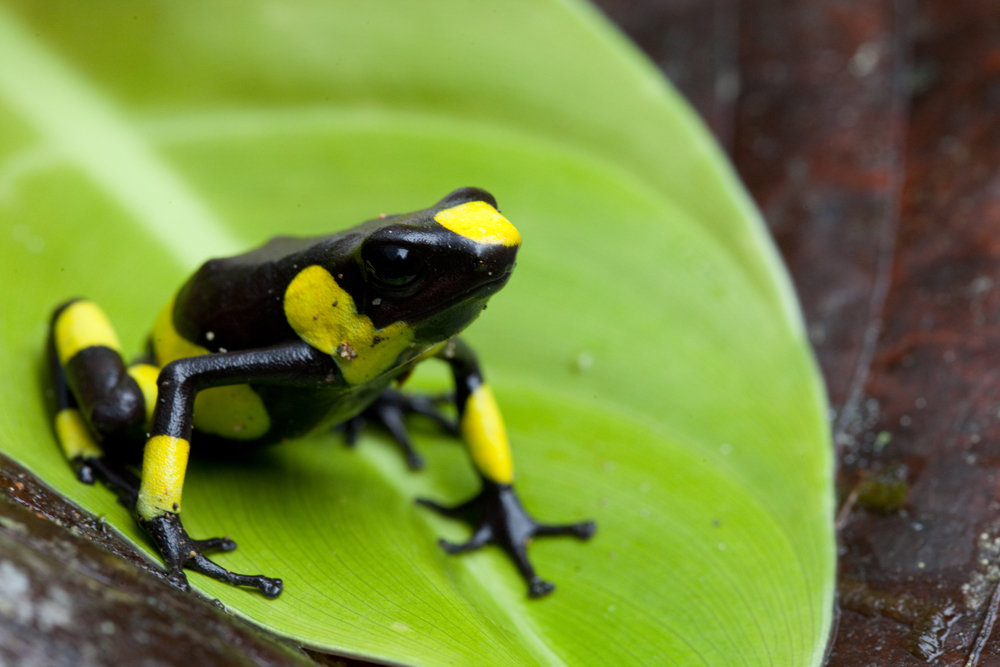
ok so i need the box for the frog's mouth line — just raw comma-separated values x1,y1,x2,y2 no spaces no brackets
362,262,515,331
436,266,514,312
397,267,514,326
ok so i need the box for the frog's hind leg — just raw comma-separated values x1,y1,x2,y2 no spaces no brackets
48,299,156,504
416,336,597,598
340,388,458,470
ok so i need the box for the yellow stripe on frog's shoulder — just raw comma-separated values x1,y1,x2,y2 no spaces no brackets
284,265,414,385
150,296,271,440
461,383,514,484
433,200,521,248
54,300,123,366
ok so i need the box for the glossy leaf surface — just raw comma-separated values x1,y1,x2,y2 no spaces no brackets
0,2,834,665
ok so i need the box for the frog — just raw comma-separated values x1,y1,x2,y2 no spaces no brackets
46,187,596,600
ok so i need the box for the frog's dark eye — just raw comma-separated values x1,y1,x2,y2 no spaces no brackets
364,245,422,287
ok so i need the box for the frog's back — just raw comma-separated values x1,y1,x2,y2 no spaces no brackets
162,231,361,356
144,234,351,447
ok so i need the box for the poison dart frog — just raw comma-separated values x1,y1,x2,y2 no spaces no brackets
47,187,595,599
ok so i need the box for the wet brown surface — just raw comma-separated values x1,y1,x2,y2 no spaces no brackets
0,453,322,667
595,0,1000,663
0,448,387,665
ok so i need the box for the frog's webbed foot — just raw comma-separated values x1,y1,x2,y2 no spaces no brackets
140,512,283,599
340,388,458,470
418,480,596,598
74,455,141,510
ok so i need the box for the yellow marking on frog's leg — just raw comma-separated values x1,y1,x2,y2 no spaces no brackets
137,435,190,520
54,300,123,365
461,383,514,484
434,201,521,248
150,297,271,440
54,408,104,460
127,363,160,426
284,265,415,385
193,385,271,440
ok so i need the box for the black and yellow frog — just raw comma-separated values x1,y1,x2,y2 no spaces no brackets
46,187,595,599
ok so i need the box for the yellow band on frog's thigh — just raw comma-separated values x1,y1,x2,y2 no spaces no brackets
127,363,160,426
54,408,104,460
54,300,123,366
460,383,514,484
137,435,190,520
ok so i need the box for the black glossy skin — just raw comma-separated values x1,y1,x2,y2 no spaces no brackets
163,187,518,449
50,187,596,600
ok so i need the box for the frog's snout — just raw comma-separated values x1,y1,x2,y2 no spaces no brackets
474,243,518,282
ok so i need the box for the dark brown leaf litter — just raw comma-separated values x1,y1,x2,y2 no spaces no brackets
0,453,377,667
594,0,1000,663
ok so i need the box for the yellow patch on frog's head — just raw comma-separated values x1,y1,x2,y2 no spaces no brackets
433,200,521,248
284,265,415,385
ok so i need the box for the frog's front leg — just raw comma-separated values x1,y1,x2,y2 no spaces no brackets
417,337,596,598
139,341,333,599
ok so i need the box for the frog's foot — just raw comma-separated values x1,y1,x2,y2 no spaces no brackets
341,388,458,470
74,455,141,510
140,512,283,599
417,480,596,598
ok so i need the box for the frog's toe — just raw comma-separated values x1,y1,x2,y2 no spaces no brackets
439,524,493,554
74,455,140,508
420,479,595,598
340,415,366,447
416,496,470,519
192,536,238,553
259,577,284,599
187,551,284,599
528,577,555,599
535,520,597,540
365,393,422,469
165,569,190,592
75,459,96,485
141,513,282,599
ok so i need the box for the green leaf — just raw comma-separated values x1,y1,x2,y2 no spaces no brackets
0,1,834,665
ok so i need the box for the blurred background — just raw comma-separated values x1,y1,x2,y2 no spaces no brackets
595,0,1000,664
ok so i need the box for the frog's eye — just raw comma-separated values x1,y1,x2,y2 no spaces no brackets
364,245,422,287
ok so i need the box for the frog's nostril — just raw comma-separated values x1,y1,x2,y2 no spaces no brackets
475,253,517,281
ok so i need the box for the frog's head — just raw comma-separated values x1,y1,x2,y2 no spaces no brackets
354,187,520,341
282,188,520,384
